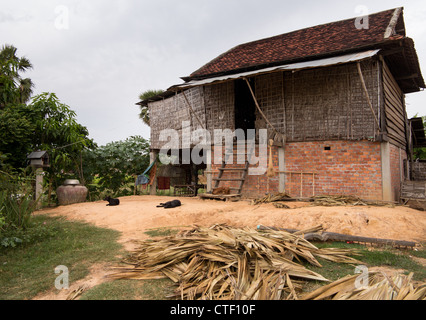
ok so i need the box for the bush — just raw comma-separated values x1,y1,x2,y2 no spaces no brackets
0,170,37,247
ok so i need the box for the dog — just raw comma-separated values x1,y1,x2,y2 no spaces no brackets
213,187,231,195
157,199,181,209
104,196,120,206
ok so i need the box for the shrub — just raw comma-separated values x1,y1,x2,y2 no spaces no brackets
0,170,37,247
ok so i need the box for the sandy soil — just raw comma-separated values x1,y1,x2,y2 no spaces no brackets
33,195,426,300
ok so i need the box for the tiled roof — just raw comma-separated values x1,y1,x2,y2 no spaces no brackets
190,8,404,79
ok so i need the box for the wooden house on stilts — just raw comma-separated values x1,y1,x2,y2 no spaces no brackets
139,7,425,202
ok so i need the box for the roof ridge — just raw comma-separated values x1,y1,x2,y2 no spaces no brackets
231,7,402,49
188,7,412,81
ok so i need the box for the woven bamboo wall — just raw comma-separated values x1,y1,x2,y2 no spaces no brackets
282,60,380,142
204,81,235,132
149,59,381,149
150,86,206,150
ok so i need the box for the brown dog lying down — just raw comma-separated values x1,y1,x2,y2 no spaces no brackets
212,187,231,195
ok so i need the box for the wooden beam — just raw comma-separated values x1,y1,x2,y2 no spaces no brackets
182,90,206,130
357,62,381,131
243,77,281,138
257,225,417,248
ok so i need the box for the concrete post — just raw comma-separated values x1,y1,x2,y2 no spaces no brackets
380,142,392,201
35,168,44,210
278,147,285,193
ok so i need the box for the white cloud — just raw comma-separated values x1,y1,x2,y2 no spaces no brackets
1,0,425,145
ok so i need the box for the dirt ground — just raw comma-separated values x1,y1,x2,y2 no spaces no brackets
33,195,426,300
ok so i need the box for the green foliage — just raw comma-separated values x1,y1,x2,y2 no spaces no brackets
82,136,150,196
25,93,96,203
0,44,34,108
137,89,163,126
0,169,37,247
413,116,426,160
0,104,35,168
0,215,122,299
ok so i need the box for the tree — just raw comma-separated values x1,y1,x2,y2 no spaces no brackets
26,93,96,202
0,104,35,168
137,89,163,126
0,44,34,108
413,116,426,160
82,136,150,195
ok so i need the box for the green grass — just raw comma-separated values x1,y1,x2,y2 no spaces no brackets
144,227,179,238
307,242,426,282
0,214,123,300
1,215,424,300
79,279,173,300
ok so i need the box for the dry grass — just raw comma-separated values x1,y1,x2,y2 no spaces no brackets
302,272,426,300
109,224,362,300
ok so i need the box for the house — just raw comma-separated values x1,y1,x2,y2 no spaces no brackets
140,7,424,202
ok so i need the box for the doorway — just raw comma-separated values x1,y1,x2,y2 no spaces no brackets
234,79,256,136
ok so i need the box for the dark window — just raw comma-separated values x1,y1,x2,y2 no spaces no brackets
234,79,256,136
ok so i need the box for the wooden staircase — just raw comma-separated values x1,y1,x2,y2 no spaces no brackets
201,144,254,201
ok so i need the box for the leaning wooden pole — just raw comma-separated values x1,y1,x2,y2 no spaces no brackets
357,62,381,131
257,225,417,248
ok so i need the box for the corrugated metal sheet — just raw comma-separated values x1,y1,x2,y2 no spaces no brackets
169,50,380,91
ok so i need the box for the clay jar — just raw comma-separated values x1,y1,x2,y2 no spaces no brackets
56,179,88,206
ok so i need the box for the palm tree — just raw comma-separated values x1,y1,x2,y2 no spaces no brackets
138,89,163,126
0,44,34,108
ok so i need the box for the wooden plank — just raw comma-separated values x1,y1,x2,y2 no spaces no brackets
388,126,406,143
257,225,417,247
384,93,404,118
385,103,405,128
383,72,403,100
382,61,403,96
199,193,241,201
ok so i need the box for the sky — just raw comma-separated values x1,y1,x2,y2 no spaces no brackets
1,0,425,146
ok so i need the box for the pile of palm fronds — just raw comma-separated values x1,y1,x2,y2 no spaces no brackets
251,192,293,205
302,272,426,300
110,225,362,300
311,195,393,207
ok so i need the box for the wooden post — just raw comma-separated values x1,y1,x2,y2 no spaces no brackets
357,62,380,132
150,150,158,195
206,148,213,193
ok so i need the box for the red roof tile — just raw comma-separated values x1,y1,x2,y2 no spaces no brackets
190,8,402,78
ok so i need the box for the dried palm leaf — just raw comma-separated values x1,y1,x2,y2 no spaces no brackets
110,224,363,300
302,272,426,300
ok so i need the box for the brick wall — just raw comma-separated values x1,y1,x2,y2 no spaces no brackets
212,140,384,200
285,140,383,200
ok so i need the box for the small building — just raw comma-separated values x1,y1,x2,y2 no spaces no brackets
27,151,50,168
140,7,425,202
